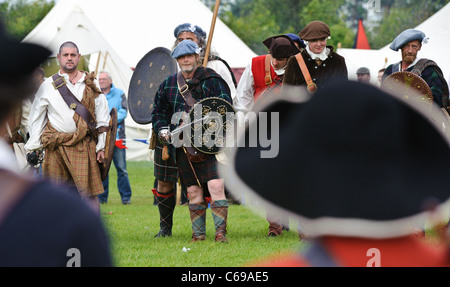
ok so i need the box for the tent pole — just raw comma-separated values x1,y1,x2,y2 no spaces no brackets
203,0,221,68
94,51,102,77
102,51,109,70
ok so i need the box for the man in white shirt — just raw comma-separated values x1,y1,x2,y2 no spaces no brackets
234,35,299,237
25,41,110,213
235,35,299,114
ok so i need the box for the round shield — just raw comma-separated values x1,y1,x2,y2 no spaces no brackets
188,97,236,154
382,71,433,105
128,47,177,124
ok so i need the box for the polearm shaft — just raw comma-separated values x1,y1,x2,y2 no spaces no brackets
179,0,221,184
203,0,221,68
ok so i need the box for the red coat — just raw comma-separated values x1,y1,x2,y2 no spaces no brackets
251,55,283,100
250,235,450,267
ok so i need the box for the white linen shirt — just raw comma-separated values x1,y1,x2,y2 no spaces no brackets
235,58,287,113
24,72,110,153
206,60,237,101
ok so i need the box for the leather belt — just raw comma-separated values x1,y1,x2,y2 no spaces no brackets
295,53,317,94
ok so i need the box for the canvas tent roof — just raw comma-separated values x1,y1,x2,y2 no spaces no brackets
23,0,257,161
337,2,450,85
24,0,256,70
28,4,134,94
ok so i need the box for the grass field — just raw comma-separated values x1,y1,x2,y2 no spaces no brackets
100,161,304,267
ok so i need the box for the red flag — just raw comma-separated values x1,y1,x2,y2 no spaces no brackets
115,139,128,149
354,19,371,49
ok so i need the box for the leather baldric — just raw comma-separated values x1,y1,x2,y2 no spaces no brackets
51,74,102,137
175,71,208,166
295,53,317,94
177,71,198,108
264,54,272,86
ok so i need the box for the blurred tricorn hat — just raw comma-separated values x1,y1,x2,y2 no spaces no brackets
263,35,300,58
0,21,50,80
220,80,450,239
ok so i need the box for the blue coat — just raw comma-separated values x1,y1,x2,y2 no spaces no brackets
104,83,128,139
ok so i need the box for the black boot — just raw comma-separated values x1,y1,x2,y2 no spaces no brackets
153,189,176,237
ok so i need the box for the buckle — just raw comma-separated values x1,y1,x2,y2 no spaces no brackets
52,76,66,90
179,84,189,95
307,83,317,94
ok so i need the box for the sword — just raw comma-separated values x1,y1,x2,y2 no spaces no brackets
168,114,210,144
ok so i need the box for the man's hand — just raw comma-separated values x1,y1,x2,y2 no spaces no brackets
158,128,172,145
27,150,42,166
97,150,105,163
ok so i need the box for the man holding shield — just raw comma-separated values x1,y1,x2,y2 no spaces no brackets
151,22,239,239
152,40,232,242
382,29,449,108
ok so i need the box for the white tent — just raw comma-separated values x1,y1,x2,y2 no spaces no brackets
337,2,450,85
23,0,257,161
27,4,134,95
24,0,256,70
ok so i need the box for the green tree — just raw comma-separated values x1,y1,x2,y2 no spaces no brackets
215,0,450,52
0,0,54,41
300,0,355,48
219,0,357,53
221,0,346,54
372,0,450,48
221,0,280,54
341,0,368,28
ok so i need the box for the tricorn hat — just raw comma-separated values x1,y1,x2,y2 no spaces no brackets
263,35,300,59
220,80,450,239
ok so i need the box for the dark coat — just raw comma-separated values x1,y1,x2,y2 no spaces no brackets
283,46,348,91
152,66,232,134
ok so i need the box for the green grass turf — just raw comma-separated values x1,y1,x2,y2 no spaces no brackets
100,161,304,267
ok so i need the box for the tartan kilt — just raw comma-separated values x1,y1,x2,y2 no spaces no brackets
42,136,104,197
153,140,179,183
175,147,219,187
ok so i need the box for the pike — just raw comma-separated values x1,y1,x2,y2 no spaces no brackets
202,0,221,67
